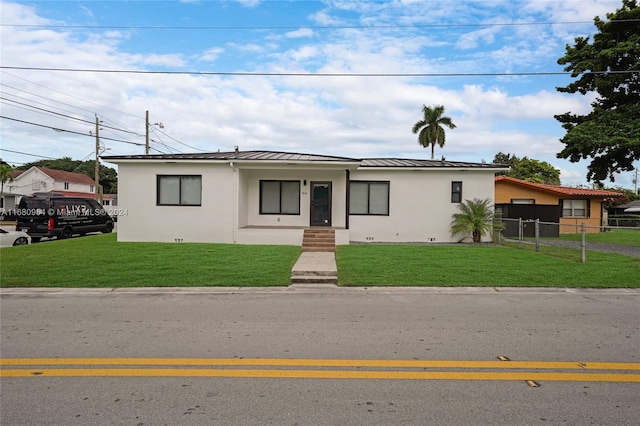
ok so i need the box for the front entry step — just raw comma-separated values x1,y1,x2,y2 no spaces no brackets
302,228,336,252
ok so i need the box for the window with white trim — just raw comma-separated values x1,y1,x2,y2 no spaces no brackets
260,180,300,214
157,175,202,206
349,181,389,215
562,199,587,217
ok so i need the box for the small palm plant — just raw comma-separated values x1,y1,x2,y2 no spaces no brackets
450,198,499,243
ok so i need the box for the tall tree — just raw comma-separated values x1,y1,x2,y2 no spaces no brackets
555,0,640,183
412,105,457,160
493,152,561,185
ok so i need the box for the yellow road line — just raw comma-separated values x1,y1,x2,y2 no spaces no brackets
1,368,639,382
1,358,639,370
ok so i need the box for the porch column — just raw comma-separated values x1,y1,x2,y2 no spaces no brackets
345,169,350,230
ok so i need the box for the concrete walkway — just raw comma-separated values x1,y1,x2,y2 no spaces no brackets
290,252,338,285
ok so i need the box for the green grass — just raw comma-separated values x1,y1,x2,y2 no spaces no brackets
556,229,640,247
0,234,301,287
2,234,639,288
336,244,640,287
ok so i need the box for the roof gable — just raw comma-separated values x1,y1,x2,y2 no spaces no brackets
23,167,96,185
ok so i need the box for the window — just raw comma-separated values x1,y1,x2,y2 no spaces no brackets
260,180,300,214
562,199,587,217
511,199,535,204
32,179,41,191
350,181,389,215
90,185,94,192
64,182,70,190
157,175,202,206
451,181,462,203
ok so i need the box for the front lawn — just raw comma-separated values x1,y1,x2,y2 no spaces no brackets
1,234,638,288
0,234,301,287
336,244,640,287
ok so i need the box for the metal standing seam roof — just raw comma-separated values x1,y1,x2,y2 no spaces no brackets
102,150,507,169
102,150,359,163
361,158,508,168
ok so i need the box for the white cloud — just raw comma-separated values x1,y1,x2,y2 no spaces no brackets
1,0,631,188
79,5,94,19
455,26,502,50
232,0,261,8
285,28,314,39
198,47,224,62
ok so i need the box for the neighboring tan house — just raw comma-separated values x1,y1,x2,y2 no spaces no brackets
1,166,96,210
495,176,624,234
103,150,508,245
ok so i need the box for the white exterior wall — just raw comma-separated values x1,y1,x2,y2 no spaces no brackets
348,169,496,243
242,169,347,228
8,168,54,195
116,162,235,243
112,159,498,245
52,180,93,193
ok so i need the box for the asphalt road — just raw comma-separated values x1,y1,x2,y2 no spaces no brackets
1,286,639,425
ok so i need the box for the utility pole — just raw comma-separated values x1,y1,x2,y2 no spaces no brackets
95,115,102,203
145,110,150,155
145,111,164,154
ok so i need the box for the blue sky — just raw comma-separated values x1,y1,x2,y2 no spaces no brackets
1,0,637,189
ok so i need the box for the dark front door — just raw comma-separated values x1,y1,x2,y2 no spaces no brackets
310,182,332,226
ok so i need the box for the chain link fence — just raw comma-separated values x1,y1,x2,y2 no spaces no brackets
497,217,640,263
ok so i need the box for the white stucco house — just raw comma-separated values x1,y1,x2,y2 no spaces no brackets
1,166,96,210
103,150,508,245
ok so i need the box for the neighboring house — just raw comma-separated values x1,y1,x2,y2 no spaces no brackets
495,176,624,234
102,194,118,207
1,166,97,210
607,199,640,228
103,150,508,245
608,199,640,215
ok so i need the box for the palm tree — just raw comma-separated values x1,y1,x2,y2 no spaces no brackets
411,104,456,160
450,198,498,243
0,163,15,208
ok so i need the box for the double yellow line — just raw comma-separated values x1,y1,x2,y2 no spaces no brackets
1,358,639,382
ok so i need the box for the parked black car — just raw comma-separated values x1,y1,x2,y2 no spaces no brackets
16,195,114,242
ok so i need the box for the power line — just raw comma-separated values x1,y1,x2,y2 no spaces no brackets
0,96,97,126
150,126,200,152
0,116,146,147
0,148,56,159
2,73,194,149
0,82,96,122
0,71,141,122
2,19,638,30
2,66,638,77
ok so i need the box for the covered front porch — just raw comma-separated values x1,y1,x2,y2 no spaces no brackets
229,161,356,245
